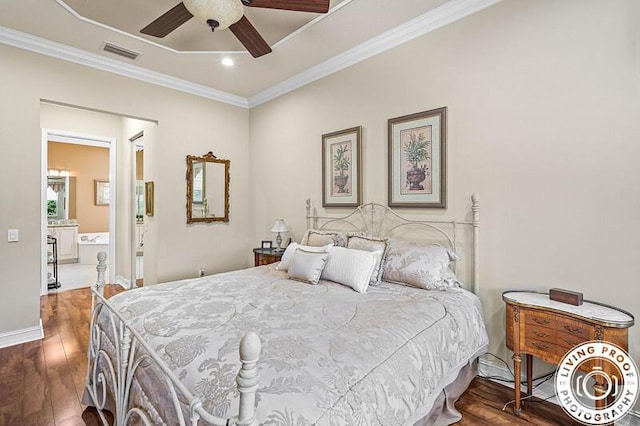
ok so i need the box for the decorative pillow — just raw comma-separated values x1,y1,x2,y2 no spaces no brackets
301,229,347,247
321,247,377,293
346,235,390,286
287,249,330,285
276,243,333,271
382,241,460,290
441,267,463,289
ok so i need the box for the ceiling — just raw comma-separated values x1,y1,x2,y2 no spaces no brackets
0,0,496,106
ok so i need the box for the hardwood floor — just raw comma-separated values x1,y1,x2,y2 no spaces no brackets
0,286,577,425
0,286,122,426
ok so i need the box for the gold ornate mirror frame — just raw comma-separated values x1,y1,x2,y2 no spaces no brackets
186,152,230,224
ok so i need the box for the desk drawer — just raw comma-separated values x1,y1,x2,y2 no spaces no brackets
557,330,588,349
525,312,555,328
525,325,556,342
522,339,564,362
556,317,593,340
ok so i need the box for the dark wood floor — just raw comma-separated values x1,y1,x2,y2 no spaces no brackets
0,286,577,425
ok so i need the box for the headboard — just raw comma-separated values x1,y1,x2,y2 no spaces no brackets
305,194,480,294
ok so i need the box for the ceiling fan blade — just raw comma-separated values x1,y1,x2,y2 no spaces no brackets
229,16,272,58
243,0,330,14
141,2,193,38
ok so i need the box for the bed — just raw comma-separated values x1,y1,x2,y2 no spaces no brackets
83,194,488,425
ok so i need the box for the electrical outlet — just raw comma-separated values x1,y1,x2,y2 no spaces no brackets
198,266,205,277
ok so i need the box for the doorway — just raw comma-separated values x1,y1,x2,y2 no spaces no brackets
41,129,117,295
131,132,145,287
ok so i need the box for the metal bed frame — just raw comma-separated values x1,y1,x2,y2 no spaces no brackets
84,193,480,425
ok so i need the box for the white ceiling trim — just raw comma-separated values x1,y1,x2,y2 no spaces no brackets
248,0,503,108
54,0,355,56
0,25,249,108
271,0,355,50
0,0,501,110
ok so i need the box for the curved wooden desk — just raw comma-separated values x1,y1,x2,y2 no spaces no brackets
503,291,634,419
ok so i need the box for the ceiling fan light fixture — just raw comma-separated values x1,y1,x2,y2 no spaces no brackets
183,0,244,30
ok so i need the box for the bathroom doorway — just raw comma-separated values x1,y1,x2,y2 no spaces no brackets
41,130,117,295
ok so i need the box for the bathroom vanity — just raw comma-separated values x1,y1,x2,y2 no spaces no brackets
47,223,78,263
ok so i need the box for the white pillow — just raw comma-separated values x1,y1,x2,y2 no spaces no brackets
276,242,333,271
346,235,390,286
321,247,376,293
287,249,329,285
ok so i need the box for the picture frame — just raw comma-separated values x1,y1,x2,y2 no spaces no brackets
388,107,447,208
94,179,110,206
322,126,362,207
145,181,154,216
261,240,272,249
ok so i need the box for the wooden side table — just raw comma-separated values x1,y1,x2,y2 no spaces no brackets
253,248,283,266
503,291,634,418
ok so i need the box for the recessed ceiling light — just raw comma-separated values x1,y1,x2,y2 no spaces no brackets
221,57,234,67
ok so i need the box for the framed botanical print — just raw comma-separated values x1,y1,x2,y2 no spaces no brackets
388,107,446,208
322,126,362,207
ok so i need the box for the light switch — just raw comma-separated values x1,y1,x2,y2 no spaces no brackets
8,229,19,242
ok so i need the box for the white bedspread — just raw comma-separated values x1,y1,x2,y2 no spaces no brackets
103,265,488,425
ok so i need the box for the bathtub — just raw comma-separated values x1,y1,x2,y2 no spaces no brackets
78,232,109,265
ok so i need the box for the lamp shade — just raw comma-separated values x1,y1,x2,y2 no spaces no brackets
270,219,288,233
183,0,244,30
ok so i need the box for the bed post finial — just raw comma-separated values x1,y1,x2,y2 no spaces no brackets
236,331,261,426
471,194,480,295
96,251,107,297
306,198,311,231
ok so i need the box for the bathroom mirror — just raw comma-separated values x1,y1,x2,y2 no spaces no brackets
186,152,230,223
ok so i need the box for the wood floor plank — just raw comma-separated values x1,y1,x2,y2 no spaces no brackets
455,377,577,425
0,372,24,425
22,339,55,426
42,334,84,423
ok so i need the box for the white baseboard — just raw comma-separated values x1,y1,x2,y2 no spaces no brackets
0,319,44,349
478,356,640,425
115,275,131,289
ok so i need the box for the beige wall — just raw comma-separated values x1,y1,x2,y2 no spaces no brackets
2,0,639,411
48,142,109,233
249,0,640,383
0,43,250,335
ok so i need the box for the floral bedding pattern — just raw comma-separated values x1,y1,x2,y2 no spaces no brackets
98,265,488,425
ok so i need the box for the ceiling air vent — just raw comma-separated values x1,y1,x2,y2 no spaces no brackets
102,43,140,61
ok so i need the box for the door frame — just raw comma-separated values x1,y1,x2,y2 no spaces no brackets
130,131,143,289
41,128,117,295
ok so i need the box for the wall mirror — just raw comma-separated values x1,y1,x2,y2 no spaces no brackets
186,152,230,223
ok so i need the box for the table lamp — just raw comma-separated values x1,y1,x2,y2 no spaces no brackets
270,219,288,252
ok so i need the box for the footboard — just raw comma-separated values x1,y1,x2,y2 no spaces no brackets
85,252,261,425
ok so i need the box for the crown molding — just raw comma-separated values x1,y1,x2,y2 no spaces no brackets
1,0,500,110
0,26,249,108
54,0,355,56
247,0,502,108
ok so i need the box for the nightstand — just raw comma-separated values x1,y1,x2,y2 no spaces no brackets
253,248,283,266
503,291,634,418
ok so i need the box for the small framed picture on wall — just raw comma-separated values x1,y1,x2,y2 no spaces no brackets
145,181,154,216
322,126,362,207
95,179,110,206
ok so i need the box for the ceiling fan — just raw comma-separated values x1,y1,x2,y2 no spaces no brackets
141,0,330,58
